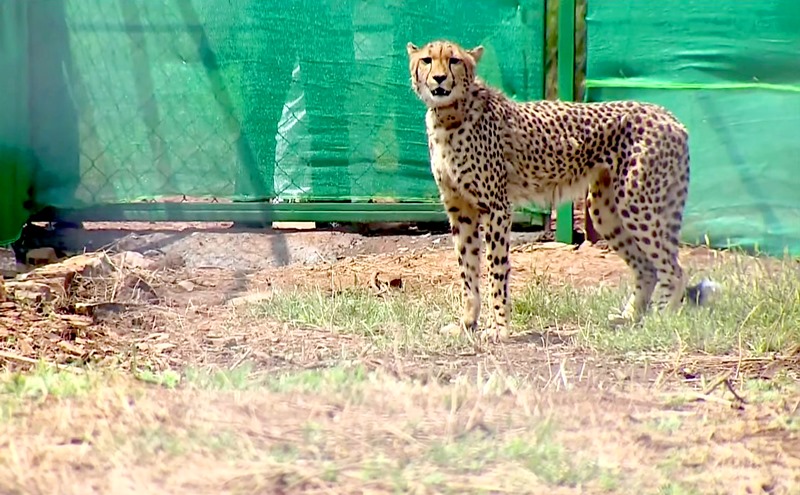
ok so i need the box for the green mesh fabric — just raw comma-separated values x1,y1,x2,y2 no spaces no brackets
586,0,800,256
0,3,34,244
0,0,545,248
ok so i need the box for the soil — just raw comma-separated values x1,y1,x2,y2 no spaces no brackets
0,221,740,375
1,221,798,494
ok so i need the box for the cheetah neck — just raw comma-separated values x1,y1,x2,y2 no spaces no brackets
428,83,487,131
430,100,467,130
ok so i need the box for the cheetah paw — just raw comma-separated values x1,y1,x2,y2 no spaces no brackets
607,310,638,328
607,313,629,327
440,320,478,336
479,326,510,343
439,323,464,337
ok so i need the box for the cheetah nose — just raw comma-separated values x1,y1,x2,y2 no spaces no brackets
433,74,447,84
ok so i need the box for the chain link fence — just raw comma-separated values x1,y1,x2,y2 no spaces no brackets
13,0,547,217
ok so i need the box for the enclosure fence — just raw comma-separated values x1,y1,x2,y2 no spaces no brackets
582,0,800,256
2,0,799,257
0,0,551,244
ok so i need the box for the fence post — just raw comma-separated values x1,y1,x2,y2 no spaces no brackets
554,0,575,244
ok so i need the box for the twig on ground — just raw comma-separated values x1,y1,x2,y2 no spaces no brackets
0,350,39,365
687,392,744,409
703,371,732,395
723,379,748,404
0,350,84,373
229,348,253,370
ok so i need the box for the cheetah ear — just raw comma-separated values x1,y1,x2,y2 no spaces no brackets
406,42,419,56
468,45,484,63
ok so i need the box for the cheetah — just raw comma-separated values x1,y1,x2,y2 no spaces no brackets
406,39,691,342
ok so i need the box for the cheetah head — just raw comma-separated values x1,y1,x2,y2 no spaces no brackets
406,40,484,108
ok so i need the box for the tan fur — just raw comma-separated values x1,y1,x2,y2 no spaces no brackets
407,40,691,342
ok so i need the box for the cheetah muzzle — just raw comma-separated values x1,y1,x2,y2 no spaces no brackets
406,39,692,343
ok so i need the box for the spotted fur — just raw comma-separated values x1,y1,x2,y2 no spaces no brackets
406,39,691,342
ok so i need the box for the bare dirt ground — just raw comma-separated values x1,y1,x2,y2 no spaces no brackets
1,221,799,494
0,221,728,373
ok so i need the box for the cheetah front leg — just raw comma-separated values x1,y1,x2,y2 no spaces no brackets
440,196,482,339
481,206,512,342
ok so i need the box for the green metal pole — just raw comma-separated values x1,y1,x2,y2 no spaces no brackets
555,0,575,244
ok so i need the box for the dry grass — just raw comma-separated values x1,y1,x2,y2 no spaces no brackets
1,241,799,493
0,364,798,494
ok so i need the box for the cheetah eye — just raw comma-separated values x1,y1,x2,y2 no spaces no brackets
450,57,462,65
421,57,432,64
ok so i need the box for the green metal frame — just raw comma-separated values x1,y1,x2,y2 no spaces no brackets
554,0,575,243
35,202,548,226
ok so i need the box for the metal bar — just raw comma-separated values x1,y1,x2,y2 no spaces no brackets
36,202,548,226
555,0,576,244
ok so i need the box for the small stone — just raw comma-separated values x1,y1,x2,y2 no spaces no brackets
21,253,112,283
156,252,185,270
176,280,195,292
537,241,572,250
226,293,271,307
111,251,155,271
5,281,55,304
25,247,58,266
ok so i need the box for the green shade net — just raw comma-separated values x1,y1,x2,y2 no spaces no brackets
0,0,545,244
585,0,800,257
0,5,34,245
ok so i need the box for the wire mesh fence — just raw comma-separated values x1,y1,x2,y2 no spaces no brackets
17,0,548,217
7,0,797,255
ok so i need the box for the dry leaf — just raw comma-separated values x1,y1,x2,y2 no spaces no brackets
18,338,34,355
57,341,85,356
57,314,93,328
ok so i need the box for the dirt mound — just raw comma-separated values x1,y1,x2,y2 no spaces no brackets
0,252,170,370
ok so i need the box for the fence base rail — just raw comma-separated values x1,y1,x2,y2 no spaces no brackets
33,202,556,230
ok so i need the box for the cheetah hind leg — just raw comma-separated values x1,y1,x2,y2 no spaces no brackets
587,182,656,327
607,292,650,327
610,254,685,326
606,255,657,327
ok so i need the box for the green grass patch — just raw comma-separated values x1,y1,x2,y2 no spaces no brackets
742,372,800,404
648,414,684,434
658,482,702,495
0,365,103,421
0,364,98,400
135,368,182,388
511,254,800,356
264,364,370,394
183,362,259,390
0,362,795,493
248,253,800,358
128,424,243,460
249,286,464,351
182,363,373,396
609,256,796,355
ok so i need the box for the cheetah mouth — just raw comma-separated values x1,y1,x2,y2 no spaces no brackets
431,87,451,97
